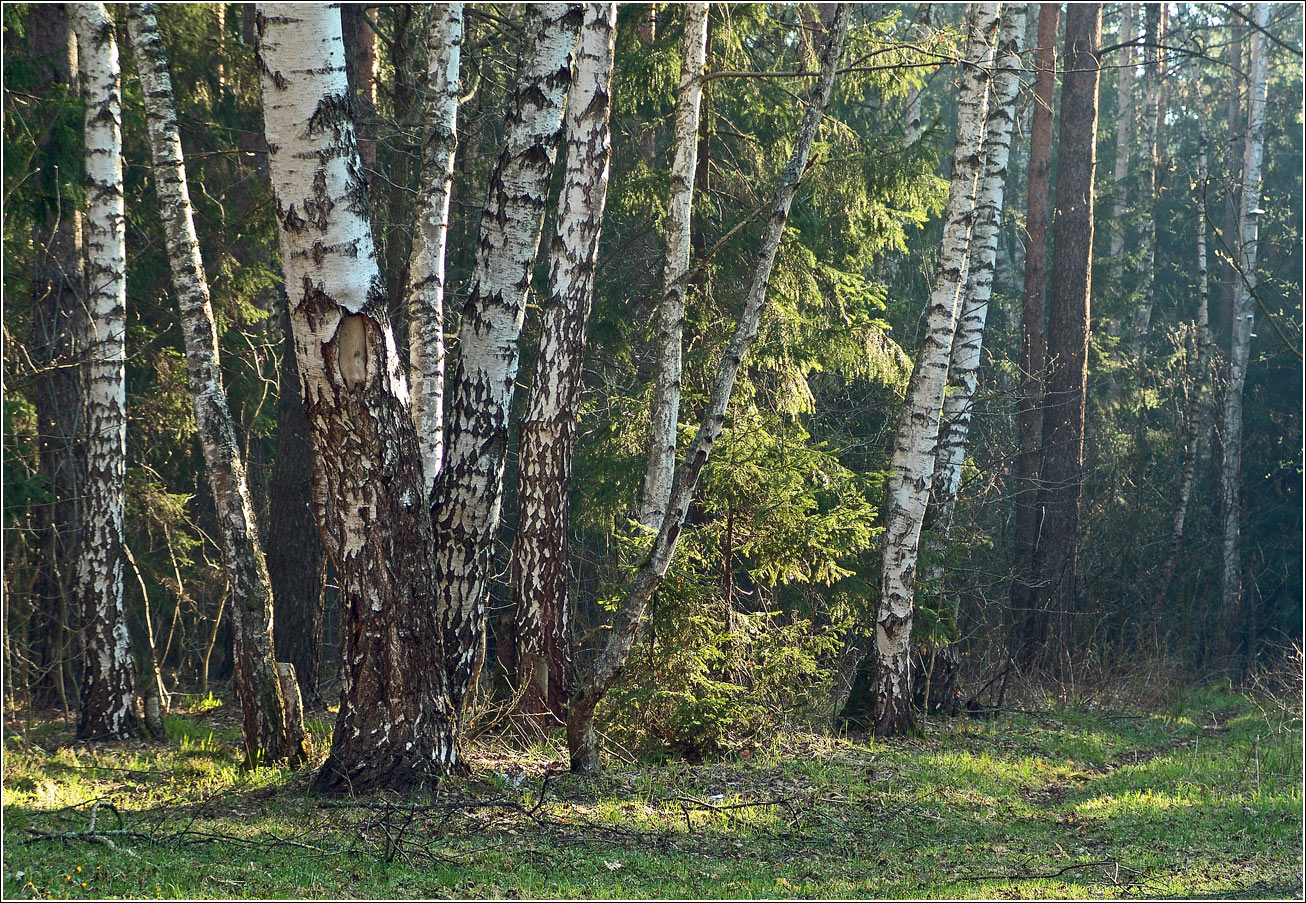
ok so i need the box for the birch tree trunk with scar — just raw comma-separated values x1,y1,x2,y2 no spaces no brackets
639,1,709,529
257,1,456,792
128,2,307,765
513,2,616,726
867,2,1000,739
72,1,138,742
566,5,851,774
407,3,464,492
432,3,582,716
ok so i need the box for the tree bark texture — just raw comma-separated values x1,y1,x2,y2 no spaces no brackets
431,3,582,716
1029,3,1102,665
1130,3,1166,350
867,2,1000,739
407,3,464,493
28,2,86,710
567,5,851,773
1219,2,1270,663
340,3,377,171
1218,7,1244,352
128,3,307,765
1107,3,1136,259
638,2,709,529
1010,1,1058,652
512,2,616,726
256,1,456,792
71,2,138,742
902,3,933,148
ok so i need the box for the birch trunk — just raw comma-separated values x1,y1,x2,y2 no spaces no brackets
902,3,933,148
1155,130,1214,614
257,2,456,792
128,3,307,766
1011,2,1058,651
924,4,1025,584
638,1,709,529
28,2,85,711
866,2,1000,739
72,2,137,742
432,3,581,715
1219,2,1270,664
407,3,463,492
1218,8,1244,350
1130,4,1165,350
1030,3,1103,665
513,3,616,726
567,5,851,773
1107,3,1136,259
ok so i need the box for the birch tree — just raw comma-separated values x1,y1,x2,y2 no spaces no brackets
127,2,307,765
638,1,709,528
902,3,933,149
512,2,616,725
257,1,455,791
1219,2,1270,661
431,3,582,714
1131,4,1166,350
567,4,851,773
407,3,464,492
865,2,1000,739
1108,3,1137,259
71,1,137,742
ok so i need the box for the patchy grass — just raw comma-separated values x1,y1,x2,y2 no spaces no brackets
3,686,1301,899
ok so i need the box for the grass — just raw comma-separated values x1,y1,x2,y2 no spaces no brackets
2,685,1301,899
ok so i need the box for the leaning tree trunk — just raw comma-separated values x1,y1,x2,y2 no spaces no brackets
127,3,307,765
28,2,86,712
567,5,851,773
407,3,464,493
1219,2,1270,666
71,2,138,742
1107,2,1136,259
923,4,1025,603
512,3,616,726
1130,3,1166,351
638,2,709,529
1010,1,1058,655
865,2,1000,740
432,3,582,716
1030,3,1102,667
257,2,455,792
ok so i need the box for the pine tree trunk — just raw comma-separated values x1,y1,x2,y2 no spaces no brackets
1029,3,1102,667
256,2,456,792
432,3,582,715
512,3,616,727
127,3,307,765
865,3,1000,739
1130,4,1166,351
567,6,850,773
1011,2,1058,655
638,2,709,529
408,3,464,492
1219,2,1270,666
28,2,86,711
1108,3,1136,259
71,2,138,742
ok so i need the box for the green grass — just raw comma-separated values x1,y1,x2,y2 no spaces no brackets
3,687,1301,899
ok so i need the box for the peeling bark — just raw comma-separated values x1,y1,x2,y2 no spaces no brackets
513,2,616,726
638,2,709,529
128,3,307,765
432,3,582,715
72,1,138,742
257,1,455,791
567,5,851,773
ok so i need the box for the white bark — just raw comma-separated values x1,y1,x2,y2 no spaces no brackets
71,1,137,742
513,2,617,720
903,3,933,148
127,2,306,765
568,5,851,773
1108,2,1137,259
1220,2,1270,650
638,1,709,528
433,3,581,713
870,2,1000,737
408,3,464,492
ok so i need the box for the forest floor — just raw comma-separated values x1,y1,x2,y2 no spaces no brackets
2,684,1301,900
